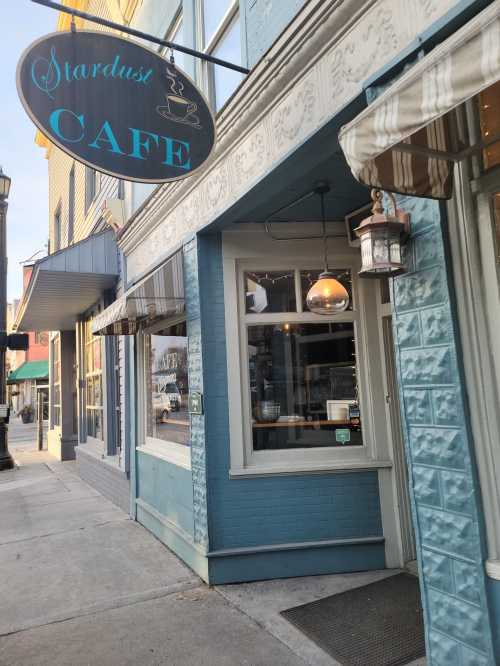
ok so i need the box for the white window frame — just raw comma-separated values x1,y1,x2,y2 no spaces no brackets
223,233,393,477
137,318,191,471
197,0,241,109
50,334,61,429
448,157,500,579
160,11,183,59
83,315,105,448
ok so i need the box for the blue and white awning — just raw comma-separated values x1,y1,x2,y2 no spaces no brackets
339,0,500,199
92,251,184,335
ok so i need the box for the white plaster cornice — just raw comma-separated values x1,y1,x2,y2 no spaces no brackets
120,0,458,279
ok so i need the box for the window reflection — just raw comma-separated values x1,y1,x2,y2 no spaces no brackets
145,322,190,446
212,16,242,110
85,319,103,440
248,323,361,450
203,0,233,44
479,80,500,170
245,271,296,313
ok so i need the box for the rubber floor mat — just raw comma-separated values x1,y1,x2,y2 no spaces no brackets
281,573,425,666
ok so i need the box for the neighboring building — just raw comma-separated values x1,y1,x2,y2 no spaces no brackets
7,268,49,419
13,0,500,663
14,2,131,511
6,299,19,377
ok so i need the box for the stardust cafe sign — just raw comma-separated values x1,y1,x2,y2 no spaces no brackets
17,31,216,183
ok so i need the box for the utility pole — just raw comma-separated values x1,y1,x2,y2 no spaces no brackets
0,167,14,471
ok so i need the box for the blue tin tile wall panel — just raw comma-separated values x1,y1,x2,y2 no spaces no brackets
244,0,307,68
391,195,496,665
184,238,209,549
196,234,383,555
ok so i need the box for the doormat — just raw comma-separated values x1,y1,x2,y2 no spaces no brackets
280,573,425,666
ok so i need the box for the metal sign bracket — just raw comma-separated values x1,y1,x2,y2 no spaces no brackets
30,0,250,75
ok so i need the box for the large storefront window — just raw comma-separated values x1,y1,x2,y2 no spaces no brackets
479,79,500,171
243,268,361,452
84,319,103,440
145,322,189,447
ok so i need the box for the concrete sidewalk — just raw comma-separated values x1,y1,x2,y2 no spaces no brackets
0,423,425,666
0,425,305,666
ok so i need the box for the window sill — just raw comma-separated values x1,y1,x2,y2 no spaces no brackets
486,559,500,581
229,459,392,478
137,441,191,470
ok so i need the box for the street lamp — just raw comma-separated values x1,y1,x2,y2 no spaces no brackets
0,166,14,471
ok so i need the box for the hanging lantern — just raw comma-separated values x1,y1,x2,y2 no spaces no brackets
306,183,350,314
355,189,410,278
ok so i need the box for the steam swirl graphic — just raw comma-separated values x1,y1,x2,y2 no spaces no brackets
157,66,201,130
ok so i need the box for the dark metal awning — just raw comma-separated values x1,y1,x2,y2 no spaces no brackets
14,230,118,332
92,251,184,335
339,0,500,199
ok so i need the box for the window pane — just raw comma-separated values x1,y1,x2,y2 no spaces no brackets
212,17,242,110
493,193,500,264
170,19,185,70
245,271,296,313
85,316,103,439
248,323,361,450
479,80,500,170
146,322,190,446
301,269,352,312
203,0,232,44
93,339,102,371
94,410,103,440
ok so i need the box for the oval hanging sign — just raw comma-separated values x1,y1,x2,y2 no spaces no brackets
17,31,216,183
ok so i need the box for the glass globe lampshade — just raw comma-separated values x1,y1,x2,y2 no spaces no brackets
306,271,350,314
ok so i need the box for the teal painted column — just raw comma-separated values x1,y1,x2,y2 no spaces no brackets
183,238,209,549
391,195,496,664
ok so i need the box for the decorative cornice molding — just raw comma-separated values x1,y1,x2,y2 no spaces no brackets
120,0,458,279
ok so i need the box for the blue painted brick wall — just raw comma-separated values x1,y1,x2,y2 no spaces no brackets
197,233,383,553
136,452,194,538
391,196,496,665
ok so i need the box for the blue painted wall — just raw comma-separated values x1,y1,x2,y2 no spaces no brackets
196,233,384,581
391,196,496,665
136,452,194,538
487,578,500,660
134,239,208,580
243,0,308,68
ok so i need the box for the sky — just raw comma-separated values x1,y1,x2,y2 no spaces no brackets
1,1,58,301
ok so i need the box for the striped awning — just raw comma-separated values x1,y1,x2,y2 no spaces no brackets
92,251,185,335
339,0,500,199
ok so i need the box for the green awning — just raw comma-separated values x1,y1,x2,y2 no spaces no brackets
7,361,49,384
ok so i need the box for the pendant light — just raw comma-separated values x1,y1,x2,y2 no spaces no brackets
355,189,410,278
306,185,350,315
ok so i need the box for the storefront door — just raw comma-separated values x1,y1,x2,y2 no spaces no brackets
378,278,417,569
383,316,417,567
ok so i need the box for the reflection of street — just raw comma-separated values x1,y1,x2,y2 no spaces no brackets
154,411,189,445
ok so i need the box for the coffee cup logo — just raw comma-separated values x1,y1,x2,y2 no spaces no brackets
157,66,201,130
